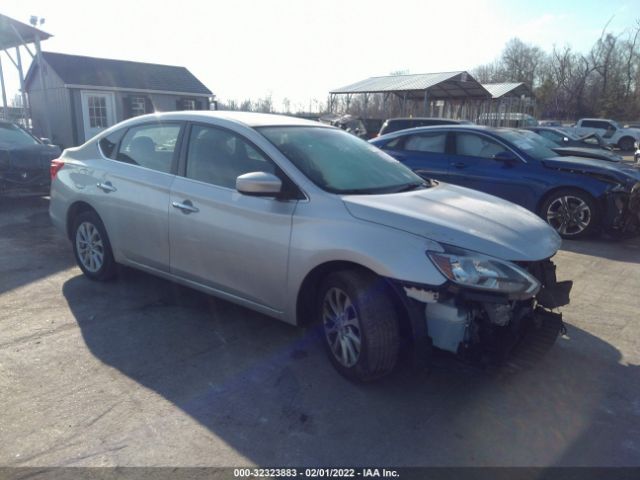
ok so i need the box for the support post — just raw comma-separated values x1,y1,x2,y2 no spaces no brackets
0,55,7,120
423,90,428,115
15,46,29,127
34,35,52,140
362,93,368,120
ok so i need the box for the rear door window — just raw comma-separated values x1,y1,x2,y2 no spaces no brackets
403,132,447,153
455,133,509,159
116,123,182,174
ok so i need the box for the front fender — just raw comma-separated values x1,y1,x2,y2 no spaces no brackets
284,202,447,324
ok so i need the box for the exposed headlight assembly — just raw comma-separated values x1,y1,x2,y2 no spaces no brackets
428,248,541,300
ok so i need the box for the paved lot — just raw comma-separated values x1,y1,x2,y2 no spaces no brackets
1,196,640,467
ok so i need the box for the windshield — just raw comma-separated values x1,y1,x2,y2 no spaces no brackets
259,126,426,194
519,130,560,149
494,129,559,160
0,122,40,148
557,129,580,140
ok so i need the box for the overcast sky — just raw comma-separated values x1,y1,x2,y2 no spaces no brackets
1,0,637,110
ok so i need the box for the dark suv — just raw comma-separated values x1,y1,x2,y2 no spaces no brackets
377,117,472,136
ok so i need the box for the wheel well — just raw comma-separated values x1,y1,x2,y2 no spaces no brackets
295,261,413,341
65,201,98,240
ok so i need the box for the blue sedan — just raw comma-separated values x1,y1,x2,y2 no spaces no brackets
370,125,640,238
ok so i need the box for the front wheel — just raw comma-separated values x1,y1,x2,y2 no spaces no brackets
72,210,117,281
540,189,600,239
317,270,400,382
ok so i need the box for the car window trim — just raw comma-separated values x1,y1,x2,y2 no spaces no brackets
99,120,186,176
452,131,528,163
178,121,307,201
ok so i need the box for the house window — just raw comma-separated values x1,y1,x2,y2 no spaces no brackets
182,99,197,110
88,96,108,128
130,96,147,116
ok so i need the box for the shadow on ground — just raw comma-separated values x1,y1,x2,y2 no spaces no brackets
561,234,640,263
62,268,640,466
0,196,75,295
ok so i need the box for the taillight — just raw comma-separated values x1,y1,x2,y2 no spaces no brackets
50,159,64,180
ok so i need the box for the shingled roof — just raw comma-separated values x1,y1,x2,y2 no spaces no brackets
26,51,211,95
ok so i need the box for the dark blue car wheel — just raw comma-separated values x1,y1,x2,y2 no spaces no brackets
541,189,600,239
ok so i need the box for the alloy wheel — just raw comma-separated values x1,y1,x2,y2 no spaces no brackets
322,287,362,367
75,221,105,273
546,195,592,236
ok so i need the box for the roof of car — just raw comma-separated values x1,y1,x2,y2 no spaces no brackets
385,117,460,122
372,124,510,141
109,110,326,129
581,118,614,122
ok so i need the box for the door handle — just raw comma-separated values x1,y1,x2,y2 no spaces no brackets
97,181,117,193
171,200,199,214
452,162,467,169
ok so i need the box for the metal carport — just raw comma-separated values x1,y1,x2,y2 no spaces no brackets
329,71,492,121
0,13,52,136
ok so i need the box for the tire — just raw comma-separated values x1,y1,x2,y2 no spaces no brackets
317,270,400,382
72,210,117,281
617,136,635,152
540,189,601,239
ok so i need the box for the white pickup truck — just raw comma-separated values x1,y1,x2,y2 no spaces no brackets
567,118,640,151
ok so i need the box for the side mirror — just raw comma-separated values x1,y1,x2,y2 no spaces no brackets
236,171,282,197
493,151,518,163
40,137,52,145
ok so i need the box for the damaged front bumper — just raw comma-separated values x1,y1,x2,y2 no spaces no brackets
391,258,571,368
606,182,640,236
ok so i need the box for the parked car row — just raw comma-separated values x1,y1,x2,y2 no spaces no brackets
520,128,623,163
370,125,640,239
566,118,640,151
48,111,574,381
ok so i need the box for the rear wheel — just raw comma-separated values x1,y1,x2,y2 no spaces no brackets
317,270,400,382
540,189,600,239
72,210,117,281
618,136,635,151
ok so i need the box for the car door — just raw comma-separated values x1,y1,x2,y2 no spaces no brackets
96,121,183,272
446,131,537,208
169,123,297,313
379,130,453,182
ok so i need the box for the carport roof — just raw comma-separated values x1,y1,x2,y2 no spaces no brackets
330,71,491,99
482,82,533,99
0,13,51,50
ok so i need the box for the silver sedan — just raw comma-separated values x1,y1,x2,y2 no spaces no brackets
50,111,569,381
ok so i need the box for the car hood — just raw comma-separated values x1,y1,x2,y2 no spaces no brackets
542,156,640,181
553,146,621,162
342,183,561,262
